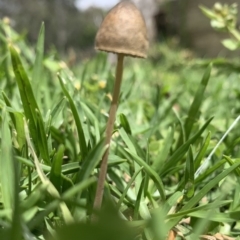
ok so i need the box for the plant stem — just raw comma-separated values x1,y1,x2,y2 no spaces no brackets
92,53,124,215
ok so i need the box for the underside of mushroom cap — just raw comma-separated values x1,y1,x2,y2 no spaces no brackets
95,1,149,58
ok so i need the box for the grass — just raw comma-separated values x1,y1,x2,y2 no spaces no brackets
1,15,240,240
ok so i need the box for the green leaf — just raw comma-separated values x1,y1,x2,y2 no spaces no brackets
199,5,218,20
222,38,240,51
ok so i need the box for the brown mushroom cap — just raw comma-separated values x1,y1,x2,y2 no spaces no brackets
95,1,149,58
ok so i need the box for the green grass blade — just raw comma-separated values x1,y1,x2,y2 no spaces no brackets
0,109,15,211
161,117,213,176
184,145,195,199
81,101,101,143
119,113,132,135
77,139,106,182
32,22,45,102
152,126,174,172
184,64,212,139
36,110,50,164
9,45,38,137
224,155,240,176
167,159,240,229
117,167,143,209
50,144,64,193
119,128,137,154
167,200,232,219
195,159,226,184
194,131,211,170
125,149,166,201
62,177,97,200
173,108,186,145
58,74,88,159
133,178,145,220
2,92,25,150
9,45,50,164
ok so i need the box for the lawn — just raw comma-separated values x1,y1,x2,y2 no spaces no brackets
1,3,240,240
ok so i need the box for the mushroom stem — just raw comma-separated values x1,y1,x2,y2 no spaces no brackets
93,53,124,213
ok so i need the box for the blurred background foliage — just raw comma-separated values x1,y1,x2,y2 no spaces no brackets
0,0,104,60
1,0,240,62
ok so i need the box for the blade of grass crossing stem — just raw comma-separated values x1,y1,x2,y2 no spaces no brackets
184,64,212,140
2,92,26,150
160,117,213,176
9,45,50,164
194,131,211,171
50,144,64,193
0,109,15,210
32,22,44,102
167,159,240,230
58,74,87,159
125,149,166,201
184,145,195,199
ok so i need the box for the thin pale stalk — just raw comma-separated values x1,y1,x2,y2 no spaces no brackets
92,54,124,215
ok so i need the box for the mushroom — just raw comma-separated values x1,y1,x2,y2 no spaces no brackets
93,1,149,212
